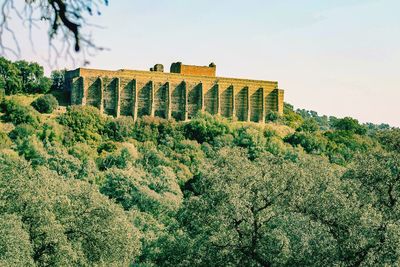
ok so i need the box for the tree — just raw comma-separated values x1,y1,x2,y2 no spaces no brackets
57,105,105,143
0,153,141,266
340,151,400,265
0,57,51,94
168,148,344,266
183,112,230,144
0,214,34,266
14,60,52,93
0,57,21,95
332,117,367,135
51,69,66,91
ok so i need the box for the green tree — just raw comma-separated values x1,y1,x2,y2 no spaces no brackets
332,117,367,135
51,69,66,91
0,153,141,266
31,94,59,113
0,214,34,266
0,57,21,95
183,112,230,144
58,105,105,143
14,60,51,93
1,99,40,126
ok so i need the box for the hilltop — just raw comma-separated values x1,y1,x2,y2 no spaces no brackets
1,57,400,266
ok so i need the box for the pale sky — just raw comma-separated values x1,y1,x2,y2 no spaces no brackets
5,0,400,126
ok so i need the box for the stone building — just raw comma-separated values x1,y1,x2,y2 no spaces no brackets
64,62,284,122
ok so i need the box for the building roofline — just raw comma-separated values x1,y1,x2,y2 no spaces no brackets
66,67,279,85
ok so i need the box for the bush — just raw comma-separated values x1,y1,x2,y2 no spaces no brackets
284,132,327,154
132,116,183,146
266,111,280,122
282,103,304,129
31,94,59,113
8,124,36,141
57,106,105,143
331,117,367,135
183,112,230,144
1,100,39,126
233,126,267,160
297,118,319,132
0,132,12,149
103,117,134,142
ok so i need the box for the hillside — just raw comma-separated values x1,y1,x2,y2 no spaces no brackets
1,58,400,266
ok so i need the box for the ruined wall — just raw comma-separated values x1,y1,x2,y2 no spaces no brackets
170,62,216,77
65,68,283,123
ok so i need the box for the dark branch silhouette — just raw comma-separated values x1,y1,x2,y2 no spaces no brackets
0,0,108,65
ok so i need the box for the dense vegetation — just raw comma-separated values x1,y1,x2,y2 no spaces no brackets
0,58,399,266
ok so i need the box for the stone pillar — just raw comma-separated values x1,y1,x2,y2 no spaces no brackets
115,77,121,118
277,89,284,115
231,85,236,118
132,79,138,121
166,82,172,120
246,86,251,122
216,83,221,115
183,81,189,121
150,81,155,117
260,88,266,123
81,76,87,106
99,77,104,114
70,77,82,105
200,82,205,112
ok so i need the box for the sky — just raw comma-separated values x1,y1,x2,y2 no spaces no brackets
5,0,400,126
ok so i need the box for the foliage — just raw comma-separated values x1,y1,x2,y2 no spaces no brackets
0,65,399,266
0,57,21,95
104,116,134,142
284,131,327,154
0,154,141,266
51,69,66,91
331,117,367,135
297,118,319,132
1,99,40,126
375,128,400,153
0,214,34,266
0,58,51,94
58,105,105,143
0,131,12,149
296,108,330,130
31,94,59,113
282,103,303,129
183,112,230,144
266,110,280,122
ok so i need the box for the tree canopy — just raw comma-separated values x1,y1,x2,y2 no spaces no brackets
0,58,399,266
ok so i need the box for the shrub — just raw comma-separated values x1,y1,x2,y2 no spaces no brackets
57,106,105,143
282,103,304,129
331,117,367,135
1,100,39,126
31,94,59,113
183,112,230,144
0,132,12,149
233,126,267,160
284,132,327,154
266,111,280,122
376,128,400,153
297,118,319,132
103,117,134,142
8,124,35,141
